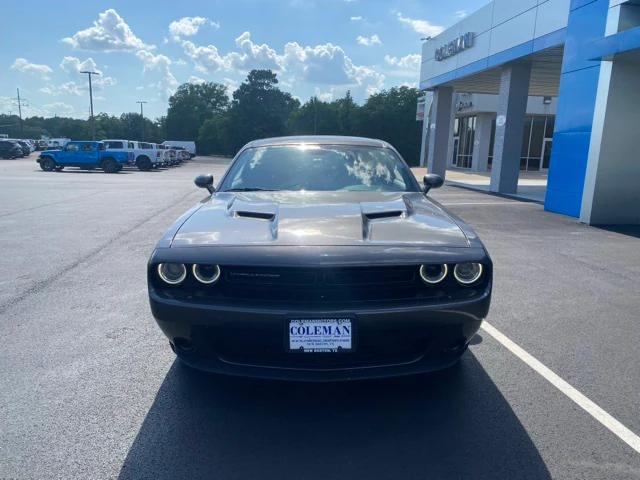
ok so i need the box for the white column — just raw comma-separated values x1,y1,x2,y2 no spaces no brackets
580,58,640,224
490,63,531,193
427,86,454,178
471,113,493,172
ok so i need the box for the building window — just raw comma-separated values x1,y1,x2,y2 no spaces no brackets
452,115,476,169
520,115,554,171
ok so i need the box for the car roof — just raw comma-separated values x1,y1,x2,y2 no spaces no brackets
243,135,391,149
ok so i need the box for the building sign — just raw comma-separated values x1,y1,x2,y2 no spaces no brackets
456,93,474,112
435,32,474,61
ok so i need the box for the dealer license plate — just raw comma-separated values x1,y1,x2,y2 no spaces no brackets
288,318,352,352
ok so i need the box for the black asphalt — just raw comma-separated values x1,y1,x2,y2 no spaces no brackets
1,154,639,479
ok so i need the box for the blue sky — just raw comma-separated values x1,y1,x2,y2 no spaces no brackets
1,0,486,120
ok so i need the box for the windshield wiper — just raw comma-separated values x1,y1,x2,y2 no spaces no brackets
223,188,279,192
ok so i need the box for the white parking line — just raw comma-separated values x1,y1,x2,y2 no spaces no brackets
481,321,640,454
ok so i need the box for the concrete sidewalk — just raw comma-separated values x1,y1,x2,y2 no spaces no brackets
412,167,547,203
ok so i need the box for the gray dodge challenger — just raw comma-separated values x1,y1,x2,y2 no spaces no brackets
148,136,492,381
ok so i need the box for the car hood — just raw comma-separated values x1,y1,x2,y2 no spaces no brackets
171,191,469,248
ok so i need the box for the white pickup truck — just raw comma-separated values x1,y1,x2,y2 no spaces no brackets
102,139,163,171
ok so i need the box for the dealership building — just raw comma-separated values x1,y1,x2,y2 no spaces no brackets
419,0,640,224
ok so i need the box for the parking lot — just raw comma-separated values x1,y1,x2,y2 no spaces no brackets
1,154,640,479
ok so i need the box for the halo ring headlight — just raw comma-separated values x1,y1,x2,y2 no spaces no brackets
453,263,483,285
419,264,448,285
192,264,221,284
157,263,187,285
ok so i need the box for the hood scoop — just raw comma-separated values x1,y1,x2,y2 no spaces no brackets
361,197,414,241
228,197,278,221
235,210,275,221
363,210,403,220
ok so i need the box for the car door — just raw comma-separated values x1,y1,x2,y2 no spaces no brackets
58,143,79,165
80,142,99,165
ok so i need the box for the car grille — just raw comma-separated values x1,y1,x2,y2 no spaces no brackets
217,265,433,304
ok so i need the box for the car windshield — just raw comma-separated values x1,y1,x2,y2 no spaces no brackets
220,145,420,192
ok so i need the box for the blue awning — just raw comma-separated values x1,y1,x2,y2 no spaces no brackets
588,26,640,61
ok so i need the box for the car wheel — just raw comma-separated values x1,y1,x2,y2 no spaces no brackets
101,157,119,173
136,156,152,171
40,157,56,172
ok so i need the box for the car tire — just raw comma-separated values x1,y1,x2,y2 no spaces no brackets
136,156,152,171
39,157,56,172
101,157,119,173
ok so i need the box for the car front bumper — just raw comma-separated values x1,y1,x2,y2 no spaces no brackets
149,288,490,381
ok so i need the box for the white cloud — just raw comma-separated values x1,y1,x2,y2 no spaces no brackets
169,17,219,39
11,58,53,79
454,10,468,19
42,102,76,116
60,56,102,75
136,50,178,96
350,16,363,21
384,53,421,76
179,32,385,100
229,31,281,70
356,34,381,47
62,9,153,52
188,75,206,85
58,56,117,91
396,12,443,37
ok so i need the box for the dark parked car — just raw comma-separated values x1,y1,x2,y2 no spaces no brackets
147,136,492,381
16,141,31,157
0,140,23,159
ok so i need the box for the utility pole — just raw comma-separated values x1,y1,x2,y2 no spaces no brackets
80,70,100,139
136,100,147,141
16,88,24,137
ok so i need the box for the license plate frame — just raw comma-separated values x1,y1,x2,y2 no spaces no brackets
287,318,353,353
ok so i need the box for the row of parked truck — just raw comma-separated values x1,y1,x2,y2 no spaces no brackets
35,139,195,173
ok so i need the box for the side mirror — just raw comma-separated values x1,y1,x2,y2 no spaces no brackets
423,174,444,194
194,174,215,194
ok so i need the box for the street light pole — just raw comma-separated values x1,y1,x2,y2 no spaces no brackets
136,101,147,141
80,71,100,140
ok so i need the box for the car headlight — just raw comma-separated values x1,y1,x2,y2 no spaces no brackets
157,263,187,285
419,264,448,285
453,263,483,285
192,264,221,284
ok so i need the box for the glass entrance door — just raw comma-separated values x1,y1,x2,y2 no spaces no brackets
541,138,552,170
452,137,459,166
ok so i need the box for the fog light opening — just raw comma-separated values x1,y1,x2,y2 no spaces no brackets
173,337,195,354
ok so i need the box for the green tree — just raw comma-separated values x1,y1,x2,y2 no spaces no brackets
357,86,422,165
221,70,300,154
166,82,229,142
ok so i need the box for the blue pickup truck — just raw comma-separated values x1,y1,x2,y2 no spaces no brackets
37,141,133,173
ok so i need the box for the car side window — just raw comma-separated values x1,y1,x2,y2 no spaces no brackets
81,143,93,152
66,144,79,152
128,142,134,149
106,141,123,149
